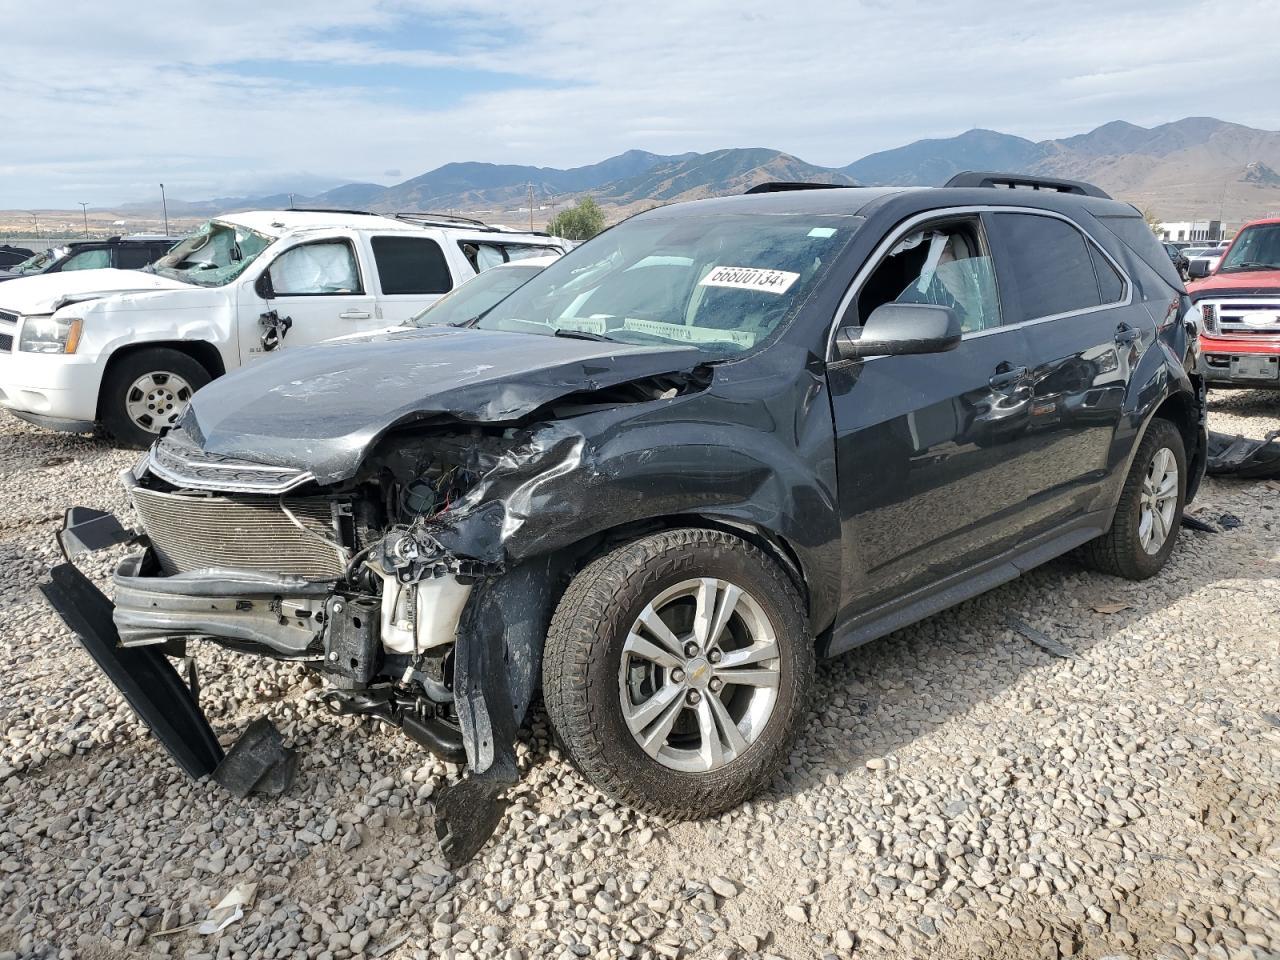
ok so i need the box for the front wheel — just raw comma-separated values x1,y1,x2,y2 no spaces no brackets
543,528,813,819
1080,417,1186,580
100,348,211,448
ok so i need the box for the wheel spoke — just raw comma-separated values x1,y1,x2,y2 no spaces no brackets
692,578,718,647
638,605,686,659
624,682,684,750
706,582,741,650
1150,505,1166,545
707,693,750,759
715,637,778,670
694,698,724,769
714,666,779,689
623,631,682,669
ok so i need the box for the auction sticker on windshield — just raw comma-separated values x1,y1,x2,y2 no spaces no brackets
699,266,799,295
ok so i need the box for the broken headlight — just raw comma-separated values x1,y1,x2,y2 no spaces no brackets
19,315,82,354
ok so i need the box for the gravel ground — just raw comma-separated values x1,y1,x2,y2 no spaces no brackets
1,392,1277,960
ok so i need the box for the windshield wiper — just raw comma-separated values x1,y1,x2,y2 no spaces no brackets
1219,262,1277,273
553,328,612,342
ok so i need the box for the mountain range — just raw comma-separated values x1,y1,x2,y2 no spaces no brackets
116,117,1280,228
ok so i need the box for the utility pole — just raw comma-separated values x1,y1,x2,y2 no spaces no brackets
528,182,534,232
79,202,89,237
160,183,169,236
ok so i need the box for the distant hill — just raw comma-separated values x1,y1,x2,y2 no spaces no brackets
101,117,1280,230
595,148,858,206
843,129,1046,187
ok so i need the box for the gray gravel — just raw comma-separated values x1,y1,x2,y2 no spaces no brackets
1,391,1278,960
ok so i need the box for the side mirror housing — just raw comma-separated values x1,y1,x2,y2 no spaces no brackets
255,270,275,299
835,303,963,360
1186,260,1210,280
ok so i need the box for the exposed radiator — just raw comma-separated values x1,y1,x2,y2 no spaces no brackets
130,486,347,581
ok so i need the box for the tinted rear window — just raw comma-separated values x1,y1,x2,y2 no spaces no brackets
371,236,452,295
1098,215,1184,290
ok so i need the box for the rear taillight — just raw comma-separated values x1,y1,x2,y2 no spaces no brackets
1200,303,1217,334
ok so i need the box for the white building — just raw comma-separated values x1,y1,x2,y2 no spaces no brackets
1157,220,1223,243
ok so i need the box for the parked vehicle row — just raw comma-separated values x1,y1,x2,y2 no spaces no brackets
0,243,35,269
0,210,564,444
40,172,1207,865
0,234,177,283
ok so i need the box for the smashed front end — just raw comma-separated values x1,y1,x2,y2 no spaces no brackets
43,421,584,865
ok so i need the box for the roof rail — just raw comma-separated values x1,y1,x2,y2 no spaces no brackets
943,171,1111,199
394,211,498,231
745,181,855,195
286,207,378,216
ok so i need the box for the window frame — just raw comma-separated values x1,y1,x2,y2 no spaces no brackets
456,239,564,272
845,212,1004,335
370,234,454,297
827,205,1133,361
262,237,365,298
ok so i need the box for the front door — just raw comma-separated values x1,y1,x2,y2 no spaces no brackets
240,237,378,362
826,213,1040,617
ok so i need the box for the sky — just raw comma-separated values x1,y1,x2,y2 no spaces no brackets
2,0,1279,209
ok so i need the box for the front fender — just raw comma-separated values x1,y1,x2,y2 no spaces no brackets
63,291,239,373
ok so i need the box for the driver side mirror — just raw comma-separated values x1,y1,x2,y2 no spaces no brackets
1186,260,1210,280
255,270,275,300
834,303,963,360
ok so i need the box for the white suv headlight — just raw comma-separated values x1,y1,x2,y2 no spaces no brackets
18,316,83,354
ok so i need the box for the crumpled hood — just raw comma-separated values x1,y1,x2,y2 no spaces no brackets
1188,270,1280,298
182,325,705,483
0,268,191,315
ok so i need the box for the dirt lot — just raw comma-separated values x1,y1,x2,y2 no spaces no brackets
0,392,1277,960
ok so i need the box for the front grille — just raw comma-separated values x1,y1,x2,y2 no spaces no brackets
130,485,346,580
148,434,313,494
0,309,17,325
0,333,11,352
1207,299,1280,337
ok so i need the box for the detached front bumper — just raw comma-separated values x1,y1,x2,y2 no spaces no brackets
41,505,542,866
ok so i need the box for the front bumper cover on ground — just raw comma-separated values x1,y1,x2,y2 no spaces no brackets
40,505,529,867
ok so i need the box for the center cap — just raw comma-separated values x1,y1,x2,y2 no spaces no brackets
686,657,712,689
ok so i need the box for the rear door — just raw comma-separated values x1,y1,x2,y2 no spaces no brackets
239,235,377,362
984,211,1141,527
826,211,1041,615
366,233,455,324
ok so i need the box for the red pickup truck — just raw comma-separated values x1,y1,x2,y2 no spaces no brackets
1187,216,1280,389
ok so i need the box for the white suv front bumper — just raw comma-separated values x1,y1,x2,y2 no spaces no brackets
0,329,105,431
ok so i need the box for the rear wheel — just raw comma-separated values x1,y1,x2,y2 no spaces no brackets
543,528,813,819
1080,418,1186,580
100,348,211,448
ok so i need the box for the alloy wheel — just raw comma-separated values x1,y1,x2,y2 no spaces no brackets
618,577,781,773
1138,446,1179,555
124,372,193,434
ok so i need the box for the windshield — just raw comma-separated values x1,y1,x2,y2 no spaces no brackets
151,220,273,287
1218,224,1280,273
11,248,65,275
475,211,862,355
406,263,544,328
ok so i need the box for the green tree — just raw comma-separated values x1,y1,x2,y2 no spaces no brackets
548,197,606,241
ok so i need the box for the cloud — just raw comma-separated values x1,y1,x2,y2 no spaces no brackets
2,0,1278,207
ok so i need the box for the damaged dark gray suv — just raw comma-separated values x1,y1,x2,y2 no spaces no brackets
45,173,1207,864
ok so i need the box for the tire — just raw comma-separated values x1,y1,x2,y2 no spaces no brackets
542,528,813,819
100,348,211,448
1080,417,1186,580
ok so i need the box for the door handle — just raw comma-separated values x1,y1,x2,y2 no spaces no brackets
988,363,1028,389
1115,323,1141,345
339,310,372,320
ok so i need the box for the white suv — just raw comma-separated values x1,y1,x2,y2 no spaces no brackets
0,210,563,445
